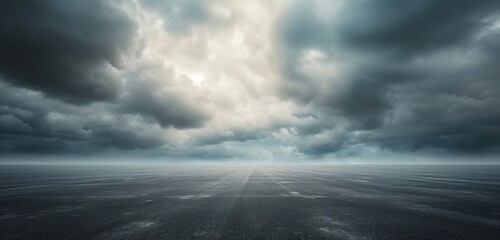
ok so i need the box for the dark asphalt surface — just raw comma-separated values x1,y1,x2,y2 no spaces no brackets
0,164,499,239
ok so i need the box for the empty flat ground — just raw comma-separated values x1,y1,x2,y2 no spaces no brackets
0,164,499,239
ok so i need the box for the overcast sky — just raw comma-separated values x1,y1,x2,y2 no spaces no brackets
1,0,500,163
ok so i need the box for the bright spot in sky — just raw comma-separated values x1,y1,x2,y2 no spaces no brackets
190,74,205,87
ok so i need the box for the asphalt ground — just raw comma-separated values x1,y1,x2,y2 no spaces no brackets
0,164,499,239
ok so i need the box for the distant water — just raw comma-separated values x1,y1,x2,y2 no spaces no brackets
0,164,499,239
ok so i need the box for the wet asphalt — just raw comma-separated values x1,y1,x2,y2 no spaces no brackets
0,164,499,239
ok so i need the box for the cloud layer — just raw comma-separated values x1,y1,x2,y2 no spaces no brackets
1,0,499,162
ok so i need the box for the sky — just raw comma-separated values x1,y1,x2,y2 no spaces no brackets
1,0,500,163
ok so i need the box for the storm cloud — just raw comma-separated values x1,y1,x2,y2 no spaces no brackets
1,0,499,162
277,0,500,158
0,0,136,103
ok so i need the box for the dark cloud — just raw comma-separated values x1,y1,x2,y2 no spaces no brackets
0,0,215,156
0,115,33,135
0,81,91,139
280,0,500,57
0,0,137,103
0,135,72,155
1,0,500,161
93,121,166,150
0,80,166,155
279,0,500,156
319,75,392,130
297,130,347,155
334,0,500,57
190,129,267,146
121,77,211,129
